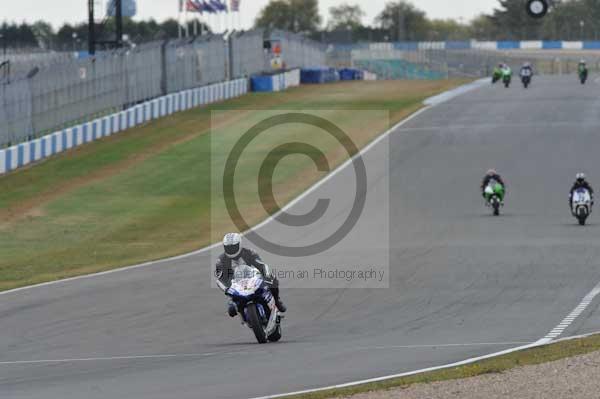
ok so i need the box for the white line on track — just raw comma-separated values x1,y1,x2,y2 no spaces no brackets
357,342,531,350
423,78,488,106
0,342,532,367
249,341,547,399
0,351,250,366
0,106,433,298
249,333,600,399
8,79,597,399
0,80,489,299
536,280,600,344
396,121,600,132
251,278,600,399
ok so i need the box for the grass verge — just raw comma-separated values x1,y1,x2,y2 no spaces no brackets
0,79,468,291
283,334,600,399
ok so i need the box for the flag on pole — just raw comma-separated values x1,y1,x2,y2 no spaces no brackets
210,0,227,12
230,0,240,12
201,0,217,13
186,0,204,12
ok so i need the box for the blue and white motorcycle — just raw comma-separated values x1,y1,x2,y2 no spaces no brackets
221,264,282,344
572,188,592,226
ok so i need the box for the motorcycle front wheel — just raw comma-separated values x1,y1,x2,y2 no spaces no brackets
491,198,500,216
246,303,268,343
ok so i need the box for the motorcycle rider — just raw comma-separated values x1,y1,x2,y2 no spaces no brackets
492,63,504,83
501,63,512,87
570,173,594,209
520,62,533,78
578,59,589,80
215,233,286,317
481,169,506,204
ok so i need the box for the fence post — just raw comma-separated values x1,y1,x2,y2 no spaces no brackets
160,40,168,96
228,34,234,80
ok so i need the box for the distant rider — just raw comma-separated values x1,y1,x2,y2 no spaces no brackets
570,173,594,209
520,62,533,78
215,233,286,317
492,63,504,83
502,64,512,78
578,60,588,79
481,169,506,202
495,63,504,75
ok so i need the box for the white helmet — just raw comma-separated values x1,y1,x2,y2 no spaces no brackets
576,172,586,181
580,59,587,64
223,233,242,258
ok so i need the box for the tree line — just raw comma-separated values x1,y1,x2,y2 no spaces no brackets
0,19,190,51
3,0,600,51
255,0,600,42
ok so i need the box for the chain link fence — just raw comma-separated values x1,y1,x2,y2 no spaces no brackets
0,51,74,81
271,30,327,69
230,30,266,79
330,45,600,80
0,29,324,148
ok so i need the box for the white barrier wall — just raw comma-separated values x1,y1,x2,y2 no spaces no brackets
363,71,377,81
284,69,301,88
562,41,584,50
520,41,543,50
471,41,498,50
418,42,446,50
0,78,248,175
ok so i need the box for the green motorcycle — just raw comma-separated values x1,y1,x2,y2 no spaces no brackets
502,68,512,88
578,65,588,85
484,183,505,216
492,68,502,84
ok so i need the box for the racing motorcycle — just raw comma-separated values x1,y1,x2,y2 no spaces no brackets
484,182,505,216
502,68,512,88
222,264,282,344
579,69,588,85
572,188,592,225
492,69,502,84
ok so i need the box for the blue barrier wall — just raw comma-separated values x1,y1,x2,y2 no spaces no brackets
300,68,340,84
445,41,472,50
583,41,600,49
249,69,301,93
339,41,595,51
251,76,274,92
542,41,563,49
497,41,520,49
393,42,419,51
338,68,364,81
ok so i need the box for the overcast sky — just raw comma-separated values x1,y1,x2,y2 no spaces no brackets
2,0,499,29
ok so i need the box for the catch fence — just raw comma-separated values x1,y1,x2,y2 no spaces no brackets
329,43,600,80
0,29,325,147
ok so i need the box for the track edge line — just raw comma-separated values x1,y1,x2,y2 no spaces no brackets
249,330,600,399
0,102,438,297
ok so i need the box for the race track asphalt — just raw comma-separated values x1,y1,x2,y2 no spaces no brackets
2,75,600,399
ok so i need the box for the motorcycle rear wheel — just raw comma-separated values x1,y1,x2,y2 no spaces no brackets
268,324,282,342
